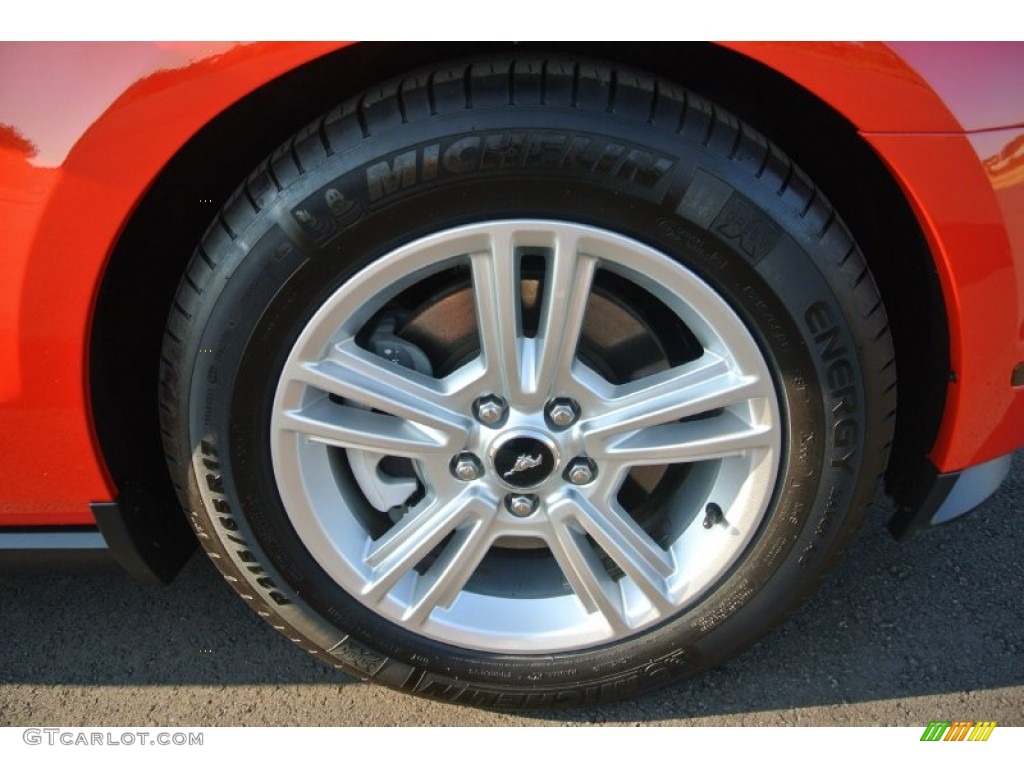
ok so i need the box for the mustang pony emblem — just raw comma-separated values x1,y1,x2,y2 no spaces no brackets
503,454,543,478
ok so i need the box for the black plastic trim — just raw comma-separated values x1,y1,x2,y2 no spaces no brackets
91,482,196,585
888,460,960,540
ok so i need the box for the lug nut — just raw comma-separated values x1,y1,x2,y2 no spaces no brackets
565,457,597,486
473,394,508,427
451,452,483,481
505,494,539,518
546,397,580,428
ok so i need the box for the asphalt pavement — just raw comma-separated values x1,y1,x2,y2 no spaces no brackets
2,454,1021,726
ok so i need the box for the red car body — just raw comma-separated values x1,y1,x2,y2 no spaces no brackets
1,42,1021,564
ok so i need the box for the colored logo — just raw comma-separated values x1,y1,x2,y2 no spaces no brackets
920,721,997,741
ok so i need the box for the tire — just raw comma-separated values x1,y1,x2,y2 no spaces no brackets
159,57,896,709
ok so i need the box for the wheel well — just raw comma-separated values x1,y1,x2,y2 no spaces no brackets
90,41,946,538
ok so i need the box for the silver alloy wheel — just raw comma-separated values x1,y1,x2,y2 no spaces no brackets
270,220,781,653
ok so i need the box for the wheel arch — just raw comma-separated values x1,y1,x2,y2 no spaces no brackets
89,42,506,508
89,41,948,563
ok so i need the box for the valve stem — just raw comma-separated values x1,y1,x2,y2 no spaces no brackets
703,502,724,529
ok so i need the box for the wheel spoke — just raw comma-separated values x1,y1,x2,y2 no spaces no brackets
526,235,597,402
278,399,453,457
470,229,597,403
562,495,675,614
582,352,763,438
289,341,470,442
470,232,521,398
402,512,496,626
362,491,488,602
588,410,773,466
546,517,630,634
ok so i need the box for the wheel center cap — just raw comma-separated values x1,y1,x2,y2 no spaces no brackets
490,431,559,490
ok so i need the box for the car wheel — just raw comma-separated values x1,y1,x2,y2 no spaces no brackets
159,57,895,708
